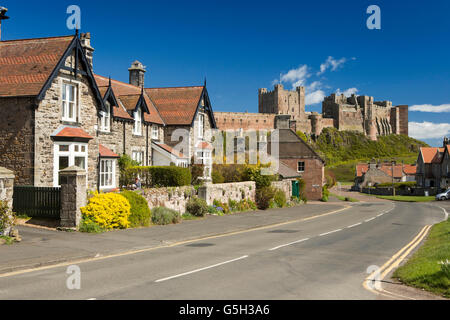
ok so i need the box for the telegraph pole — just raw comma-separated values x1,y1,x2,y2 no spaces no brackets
392,160,396,196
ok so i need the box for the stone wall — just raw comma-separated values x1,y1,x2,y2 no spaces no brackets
0,97,35,185
215,112,275,131
142,186,196,214
0,167,14,209
199,181,256,206
272,180,293,201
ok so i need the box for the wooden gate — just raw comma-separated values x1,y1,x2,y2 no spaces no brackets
13,186,61,219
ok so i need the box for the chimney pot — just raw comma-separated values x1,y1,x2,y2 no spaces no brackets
80,32,94,70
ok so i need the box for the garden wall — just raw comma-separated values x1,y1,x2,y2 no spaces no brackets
142,186,196,214
272,180,293,200
0,167,14,208
199,182,256,206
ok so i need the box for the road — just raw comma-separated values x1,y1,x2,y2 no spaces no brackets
0,201,446,300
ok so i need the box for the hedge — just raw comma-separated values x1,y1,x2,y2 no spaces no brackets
121,191,152,227
122,166,191,188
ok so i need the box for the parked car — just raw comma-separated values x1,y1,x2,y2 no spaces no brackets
436,189,450,201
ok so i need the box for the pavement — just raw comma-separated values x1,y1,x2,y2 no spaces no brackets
0,199,448,300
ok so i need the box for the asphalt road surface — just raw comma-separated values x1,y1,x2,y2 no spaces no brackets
0,201,446,300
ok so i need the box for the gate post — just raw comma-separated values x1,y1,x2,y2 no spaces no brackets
59,166,87,229
0,167,15,236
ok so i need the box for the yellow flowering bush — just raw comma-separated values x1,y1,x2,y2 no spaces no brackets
81,192,131,230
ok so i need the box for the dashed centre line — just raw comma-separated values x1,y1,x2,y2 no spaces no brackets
347,222,362,229
269,238,310,251
319,229,342,237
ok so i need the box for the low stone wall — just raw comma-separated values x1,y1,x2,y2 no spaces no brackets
142,186,197,214
0,167,14,208
199,182,256,206
272,180,293,200
361,187,439,196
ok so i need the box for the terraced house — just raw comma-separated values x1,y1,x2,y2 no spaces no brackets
416,137,450,190
0,32,217,191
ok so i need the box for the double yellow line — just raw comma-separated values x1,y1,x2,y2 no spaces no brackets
363,225,432,300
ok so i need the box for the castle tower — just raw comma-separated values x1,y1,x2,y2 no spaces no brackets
310,112,322,137
258,84,305,119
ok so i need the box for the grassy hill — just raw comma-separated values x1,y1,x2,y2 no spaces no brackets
308,128,428,183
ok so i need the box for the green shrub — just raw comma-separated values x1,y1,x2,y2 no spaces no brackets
79,219,105,233
273,189,287,208
296,131,308,142
212,170,225,184
122,166,192,188
151,207,181,225
243,165,276,189
121,191,151,228
186,197,208,217
80,192,131,230
256,186,276,210
190,163,205,185
321,186,330,202
0,200,15,234
297,178,308,203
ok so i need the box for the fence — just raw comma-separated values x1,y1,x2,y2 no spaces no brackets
13,186,61,219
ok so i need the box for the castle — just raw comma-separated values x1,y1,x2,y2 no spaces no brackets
214,84,409,140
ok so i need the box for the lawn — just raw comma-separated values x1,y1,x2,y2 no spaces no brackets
375,196,435,202
394,219,450,298
330,193,359,202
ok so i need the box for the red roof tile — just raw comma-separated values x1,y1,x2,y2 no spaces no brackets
356,164,369,177
403,164,417,175
196,141,213,150
145,86,204,125
0,36,74,97
53,127,93,140
154,143,188,159
420,147,444,164
99,144,119,158
356,162,414,178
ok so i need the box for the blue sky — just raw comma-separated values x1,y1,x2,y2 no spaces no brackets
2,0,449,146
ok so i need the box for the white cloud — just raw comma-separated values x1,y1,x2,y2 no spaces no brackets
305,90,326,105
318,56,347,75
336,87,359,97
278,65,310,87
409,121,450,140
410,104,450,113
306,81,322,92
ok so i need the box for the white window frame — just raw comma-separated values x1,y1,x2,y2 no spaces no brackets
198,113,205,139
100,103,111,132
132,150,145,166
53,142,88,187
152,125,159,140
99,159,116,190
297,161,305,173
61,82,78,123
133,108,142,136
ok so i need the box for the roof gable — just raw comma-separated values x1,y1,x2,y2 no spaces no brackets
420,147,444,164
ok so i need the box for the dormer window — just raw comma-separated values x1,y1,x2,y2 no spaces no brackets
152,125,159,140
100,102,111,132
133,108,142,136
198,113,204,139
62,83,77,122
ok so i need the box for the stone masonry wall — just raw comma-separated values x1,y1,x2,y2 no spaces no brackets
0,167,14,209
142,186,196,214
272,180,293,201
215,112,275,131
200,181,256,206
0,97,35,185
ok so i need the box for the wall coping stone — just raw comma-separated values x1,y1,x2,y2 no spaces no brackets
59,166,87,176
0,167,14,179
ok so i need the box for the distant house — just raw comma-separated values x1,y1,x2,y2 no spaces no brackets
355,160,417,189
269,115,325,200
416,137,450,189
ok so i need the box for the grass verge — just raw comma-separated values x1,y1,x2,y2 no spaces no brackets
330,193,359,202
375,196,435,202
393,219,450,298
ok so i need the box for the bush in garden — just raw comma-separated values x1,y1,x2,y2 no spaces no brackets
122,166,192,188
321,186,330,202
79,219,104,233
256,186,276,210
151,207,181,225
186,197,208,217
0,200,16,235
273,189,287,208
298,178,308,203
121,191,151,228
190,163,205,185
80,192,131,230
213,199,229,214
211,170,225,184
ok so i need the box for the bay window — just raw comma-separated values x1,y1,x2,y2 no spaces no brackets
53,142,88,187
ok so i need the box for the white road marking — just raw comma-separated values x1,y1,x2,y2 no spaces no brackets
87,298,97,301
347,222,362,229
365,217,376,222
269,238,310,251
319,229,342,237
377,214,384,217
155,256,249,283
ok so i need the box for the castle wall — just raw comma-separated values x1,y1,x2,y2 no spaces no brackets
215,112,275,131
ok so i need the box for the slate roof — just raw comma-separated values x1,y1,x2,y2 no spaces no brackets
278,161,301,179
0,36,73,97
145,86,204,125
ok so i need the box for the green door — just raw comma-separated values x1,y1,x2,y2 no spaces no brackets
292,181,300,198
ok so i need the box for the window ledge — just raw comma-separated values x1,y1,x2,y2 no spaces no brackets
98,130,113,135
61,121,81,126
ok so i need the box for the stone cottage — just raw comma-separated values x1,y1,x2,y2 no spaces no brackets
416,138,450,190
